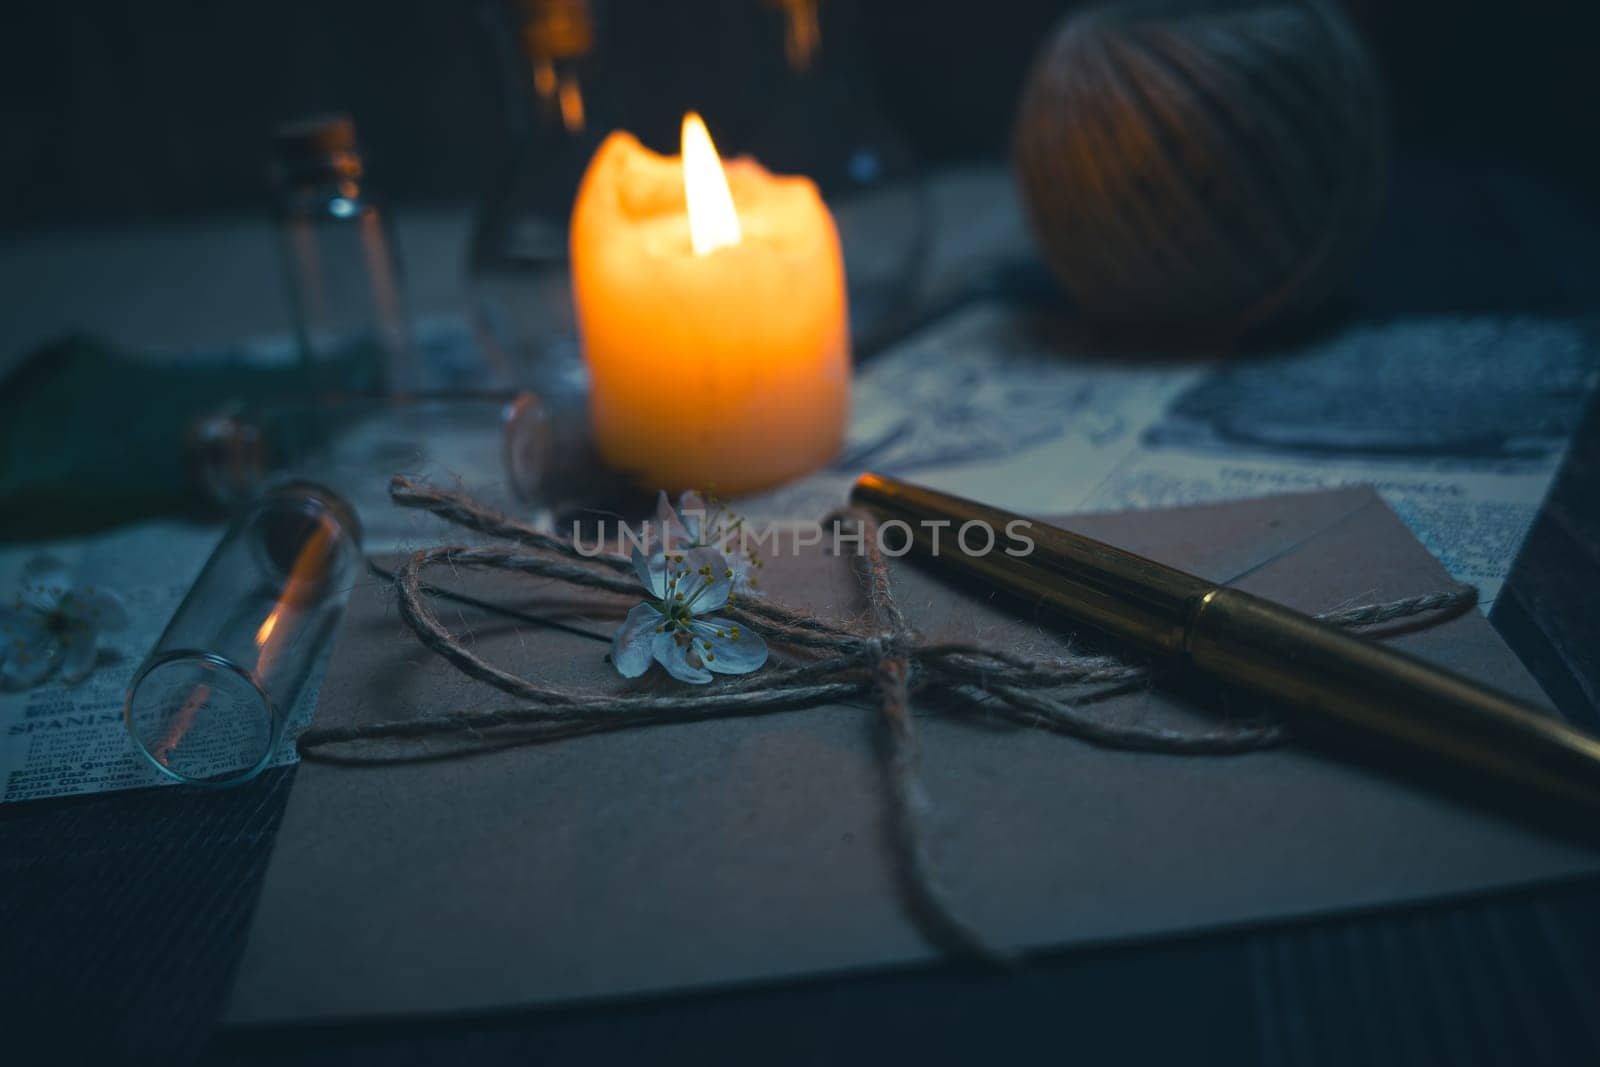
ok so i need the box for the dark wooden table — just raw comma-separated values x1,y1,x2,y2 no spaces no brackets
4,157,1599,1066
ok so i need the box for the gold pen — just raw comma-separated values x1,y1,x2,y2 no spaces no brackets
850,472,1600,812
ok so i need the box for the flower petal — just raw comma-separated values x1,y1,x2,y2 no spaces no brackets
652,630,712,684
0,605,40,634
654,491,694,549
675,490,708,544
19,554,72,613
631,545,668,599
612,602,664,678
58,630,100,685
679,547,732,613
690,617,768,674
74,587,129,632
0,609,62,690
727,557,764,598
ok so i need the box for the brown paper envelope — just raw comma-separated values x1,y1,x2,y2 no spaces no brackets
225,487,1600,1024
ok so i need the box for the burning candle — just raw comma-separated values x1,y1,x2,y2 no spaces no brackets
570,113,850,494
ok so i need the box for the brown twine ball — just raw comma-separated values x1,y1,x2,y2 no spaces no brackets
1013,0,1388,339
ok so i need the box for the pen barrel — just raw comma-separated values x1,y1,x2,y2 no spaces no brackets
849,472,1212,654
1188,589,1600,809
851,471,1600,814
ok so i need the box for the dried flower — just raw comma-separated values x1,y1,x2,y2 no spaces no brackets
611,544,768,684
0,555,128,690
655,489,764,596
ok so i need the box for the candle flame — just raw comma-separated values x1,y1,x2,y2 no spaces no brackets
681,112,741,255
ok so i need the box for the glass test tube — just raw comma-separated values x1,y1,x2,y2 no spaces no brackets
124,482,362,786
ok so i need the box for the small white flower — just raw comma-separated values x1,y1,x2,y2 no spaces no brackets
655,489,765,596
611,544,768,685
0,555,129,690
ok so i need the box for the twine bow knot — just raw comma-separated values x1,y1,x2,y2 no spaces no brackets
299,478,1477,961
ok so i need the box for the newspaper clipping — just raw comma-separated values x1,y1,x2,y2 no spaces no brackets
4,303,1594,803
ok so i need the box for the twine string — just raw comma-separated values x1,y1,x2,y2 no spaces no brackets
299,477,1479,959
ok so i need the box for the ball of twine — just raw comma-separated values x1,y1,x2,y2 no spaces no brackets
1013,0,1388,339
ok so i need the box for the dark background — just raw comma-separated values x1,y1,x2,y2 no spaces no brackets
3,0,1596,231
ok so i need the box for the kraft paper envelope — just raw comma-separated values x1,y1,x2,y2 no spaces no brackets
226,487,1600,1024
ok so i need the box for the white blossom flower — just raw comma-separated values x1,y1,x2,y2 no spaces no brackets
611,544,768,684
655,489,765,596
0,555,128,690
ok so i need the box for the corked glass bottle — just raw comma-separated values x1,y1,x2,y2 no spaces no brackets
272,115,418,395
